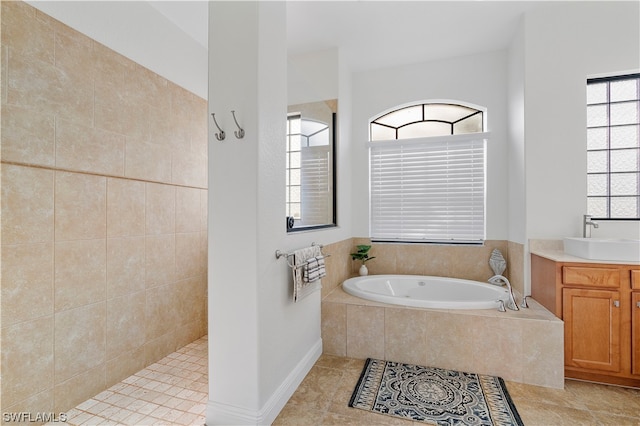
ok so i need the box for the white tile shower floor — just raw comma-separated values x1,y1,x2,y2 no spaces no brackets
52,336,208,426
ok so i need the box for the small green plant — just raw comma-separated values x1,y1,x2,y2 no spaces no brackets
350,245,376,265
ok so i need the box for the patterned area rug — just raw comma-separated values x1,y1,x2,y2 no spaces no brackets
349,358,524,426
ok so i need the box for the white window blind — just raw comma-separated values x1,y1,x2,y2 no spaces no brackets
300,146,332,226
369,133,488,243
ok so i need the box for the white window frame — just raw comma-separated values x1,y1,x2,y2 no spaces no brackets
368,101,488,244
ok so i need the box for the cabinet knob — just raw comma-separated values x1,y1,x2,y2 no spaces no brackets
637,301,640,308
613,300,620,308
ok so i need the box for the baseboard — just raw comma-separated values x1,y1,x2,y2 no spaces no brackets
205,338,322,425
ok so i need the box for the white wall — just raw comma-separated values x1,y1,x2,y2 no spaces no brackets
288,49,339,106
207,3,353,424
507,19,527,245
524,1,640,240
351,50,510,240
207,2,324,424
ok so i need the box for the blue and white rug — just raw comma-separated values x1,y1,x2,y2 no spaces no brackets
349,358,524,426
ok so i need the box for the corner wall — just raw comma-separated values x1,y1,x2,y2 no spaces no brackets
1,1,208,415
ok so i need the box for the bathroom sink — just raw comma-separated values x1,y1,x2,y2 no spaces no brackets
563,237,640,263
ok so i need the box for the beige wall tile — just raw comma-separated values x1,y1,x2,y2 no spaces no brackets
395,244,429,275
105,347,146,389
106,236,145,299
2,46,7,105
144,330,177,365
125,137,172,183
56,118,125,176
106,291,145,360
176,232,202,280
1,164,54,245
145,234,175,288
321,302,346,356
54,302,106,384
54,239,106,312
1,316,54,408
1,104,55,166
176,186,201,233
1,389,54,426
54,364,106,414
55,171,106,241
424,310,476,373
199,189,208,232
174,277,201,327
1,242,54,327
145,182,175,235
522,320,564,388
106,178,145,237
384,307,428,366
172,147,207,188
53,26,94,86
363,242,396,275
471,315,523,382
508,241,525,295
1,1,54,65
346,305,385,359
146,283,178,341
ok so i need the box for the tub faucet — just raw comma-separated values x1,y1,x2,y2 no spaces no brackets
583,214,599,238
488,274,519,311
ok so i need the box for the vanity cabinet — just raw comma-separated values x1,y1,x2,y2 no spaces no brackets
531,255,640,387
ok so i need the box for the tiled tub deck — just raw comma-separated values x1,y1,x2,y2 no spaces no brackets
321,286,565,389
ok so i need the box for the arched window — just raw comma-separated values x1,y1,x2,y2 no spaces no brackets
370,102,484,141
368,101,488,244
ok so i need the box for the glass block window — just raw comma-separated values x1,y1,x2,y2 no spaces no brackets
368,101,487,244
587,74,640,219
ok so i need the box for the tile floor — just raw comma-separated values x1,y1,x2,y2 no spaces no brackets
55,336,640,425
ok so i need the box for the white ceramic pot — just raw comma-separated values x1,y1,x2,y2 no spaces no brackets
359,264,368,276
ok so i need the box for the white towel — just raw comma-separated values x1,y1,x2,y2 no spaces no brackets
304,255,326,283
291,245,323,302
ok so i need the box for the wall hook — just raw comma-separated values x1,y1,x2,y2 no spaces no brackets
210,113,225,141
231,110,245,139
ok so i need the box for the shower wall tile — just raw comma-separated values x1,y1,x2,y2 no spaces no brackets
1,1,54,65
145,234,176,288
1,316,54,408
1,242,54,327
55,118,125,176
105,347,146,388
1,1,207,414
106,236,145,299
125,137,172,183
54,302,106,384
1,103,55,166
145,182,176,235
176,186,202,233
176,232,202,280
54,239,106,312
54,364,106,415
1,164,54,245
54,171,106,241
106,291,145,360
106,178,145,237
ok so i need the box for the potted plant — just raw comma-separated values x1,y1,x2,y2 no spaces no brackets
350,245,376,276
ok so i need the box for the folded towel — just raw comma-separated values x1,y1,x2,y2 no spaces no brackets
304,255,326,283
292,245,323,302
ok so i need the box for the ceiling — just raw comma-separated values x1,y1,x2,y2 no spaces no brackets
26,1,538,99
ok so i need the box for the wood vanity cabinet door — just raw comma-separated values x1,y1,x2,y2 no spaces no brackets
633,292,640,376
563,288,621,372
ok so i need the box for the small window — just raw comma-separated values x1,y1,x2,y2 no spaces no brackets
368,101,487,244
587,73,640,219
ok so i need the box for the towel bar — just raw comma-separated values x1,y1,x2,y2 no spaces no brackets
275,242,330,270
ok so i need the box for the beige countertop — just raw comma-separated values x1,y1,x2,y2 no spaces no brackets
530,248,640,266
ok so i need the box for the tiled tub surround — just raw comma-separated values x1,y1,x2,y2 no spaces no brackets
322,286,564,389
1,1,208,418
320,238,563,389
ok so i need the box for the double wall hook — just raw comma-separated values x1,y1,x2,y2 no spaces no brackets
210,113,225,141
231,110,245,139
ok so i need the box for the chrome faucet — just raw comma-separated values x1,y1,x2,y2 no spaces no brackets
488,274,519,311
583,214,599,238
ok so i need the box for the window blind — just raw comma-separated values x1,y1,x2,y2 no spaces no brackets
369,133,488,243
300,146,332,226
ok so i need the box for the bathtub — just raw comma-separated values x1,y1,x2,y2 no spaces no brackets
342,275,509,310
